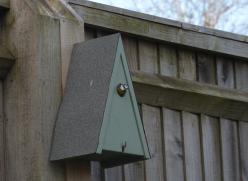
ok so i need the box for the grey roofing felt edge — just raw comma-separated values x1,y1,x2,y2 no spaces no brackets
69,0,248,43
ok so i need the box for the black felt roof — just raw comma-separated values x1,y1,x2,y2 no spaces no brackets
50,33,120,161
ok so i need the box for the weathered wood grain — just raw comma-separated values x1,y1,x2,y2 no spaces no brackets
201,115,221,181
162,108,184,181
105,167,123,181
142,105,164,181
138,38,163,181
182,112,203,181
2,0,85,180
197,53,221,181
235,60,248,91
179,50,203,181
132,71,248,122
0,82,4,181
3,2,65,179
217,55,240,181
159,44,177,77
239,122,248,181
220,119,240,181
0,10,6,181
122,35,139,71
139,40,158,73
235,60,248,181
159,43,183,181
124,162,145,181
70,2,248,59
70,0,248,43
197,53,216,84
216,57,234,88
178,49,196,81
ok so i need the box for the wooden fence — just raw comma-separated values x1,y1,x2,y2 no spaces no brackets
70,1,248,181
0,0,248,181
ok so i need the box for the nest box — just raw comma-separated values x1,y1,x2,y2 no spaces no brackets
50,33,150,168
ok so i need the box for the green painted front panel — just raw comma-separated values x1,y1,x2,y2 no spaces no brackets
102,54,144,155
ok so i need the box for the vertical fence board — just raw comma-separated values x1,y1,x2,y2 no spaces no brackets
178,49,203,181
159,45,177,77
235,61,248,91
105,167,123,181
220,119,240,181
162,108,184,181
216,57,234,88
139,40,158,73
159,43,184,181
142,105,164,181
122,35,138,71
91,162,102,181
178,49,196,80
201,115,221,181
139,39,163,181
182,112,203,181
235,60,248,181
197,53,216,84
239,122,248,181
124,162,145,181
197,53,221,181
217,57,240,181
0,83,4,181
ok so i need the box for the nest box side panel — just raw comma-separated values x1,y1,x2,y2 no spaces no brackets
50,34,120,161
96,37,150,159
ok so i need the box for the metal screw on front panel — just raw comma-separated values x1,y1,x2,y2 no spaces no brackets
117,83,129,97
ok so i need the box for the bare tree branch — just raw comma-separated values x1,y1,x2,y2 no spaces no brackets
129,0,248,35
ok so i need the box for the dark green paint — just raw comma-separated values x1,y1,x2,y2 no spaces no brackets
97,37,150,159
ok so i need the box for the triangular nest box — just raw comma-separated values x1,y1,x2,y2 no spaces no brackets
50,33,150,168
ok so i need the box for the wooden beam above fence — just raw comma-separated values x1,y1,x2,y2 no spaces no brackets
69,0,248,60
131,71,248,122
